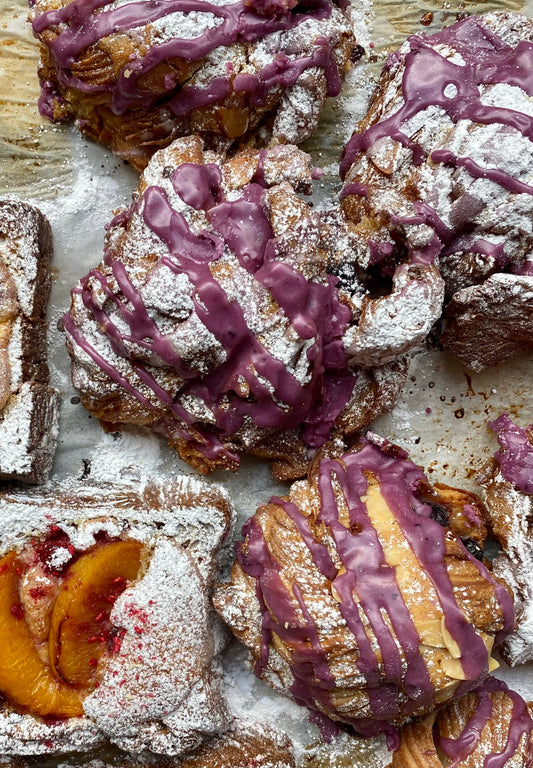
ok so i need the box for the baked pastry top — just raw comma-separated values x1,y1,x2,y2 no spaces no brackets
0,200,60,484
390,677,533,768
213,434,513,740
0,720,295,767
339,11,533,372
168,721,296,768
0,475,234,757
475,413,533,667
63,136,413,480
30,0,355,170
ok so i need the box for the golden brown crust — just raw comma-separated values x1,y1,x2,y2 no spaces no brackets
442,275,533,373
418,482,490,554
390,713,442,768
475,453,533,667
176,725,296,768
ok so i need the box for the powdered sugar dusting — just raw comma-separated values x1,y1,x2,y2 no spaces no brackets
65,140,364,472
0,200,59,483
343,264,445,366
0,712,104,756
84,539,229,754
9,1,533,764
0,203,40,317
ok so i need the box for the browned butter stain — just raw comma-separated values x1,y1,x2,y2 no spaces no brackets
374,0,525,38
0,3,72,200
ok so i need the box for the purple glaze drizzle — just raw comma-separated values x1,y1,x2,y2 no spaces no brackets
437,677,533,768
431,150,533,198
245,0,299,17
33,0,342,121
515,258,533,276
489,413,533,494
342,17,533,177
339,181,368,200
462,503,483,528
340,15,533,264
239,513,338,718
236,439,514,737
65,157,355,465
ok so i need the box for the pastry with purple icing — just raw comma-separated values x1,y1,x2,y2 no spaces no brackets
213,434,513,739
339,11,533,371
63,137,410,480
0,475,234,756
29,0,355,170
475,413,533,667
390,677,533,768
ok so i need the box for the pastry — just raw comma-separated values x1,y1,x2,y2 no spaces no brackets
63,137,412,480
390,677,533,768
169,721,295,768
0,200,60,484
441,273,533,372
475,413,533,666
29,0,355,170
0,475,234,756
213,434,513,739
0,720,295,767
339,11,533,371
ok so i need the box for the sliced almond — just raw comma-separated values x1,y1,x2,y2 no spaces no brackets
417,619,445,648
441,657,467,680
366,137,400,175
440,617,462,659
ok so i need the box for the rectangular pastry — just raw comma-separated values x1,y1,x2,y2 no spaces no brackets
0,199,59,483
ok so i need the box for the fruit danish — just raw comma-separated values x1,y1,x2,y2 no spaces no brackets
340,11,533,372
0,475,234,757
475,413,533,667
0,200,59,484
63,137,412,480
29,0,355,170
390,677,533,768
213,434,514,739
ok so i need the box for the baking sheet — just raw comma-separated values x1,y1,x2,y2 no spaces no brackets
2,0,533,765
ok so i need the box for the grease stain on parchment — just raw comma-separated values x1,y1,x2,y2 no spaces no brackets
0,0,72,200
372,0,526,43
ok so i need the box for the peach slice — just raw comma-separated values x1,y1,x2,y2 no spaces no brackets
0,552,83,717
49,539,143,688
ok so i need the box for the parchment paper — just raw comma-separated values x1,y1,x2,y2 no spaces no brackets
1,0,533,764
